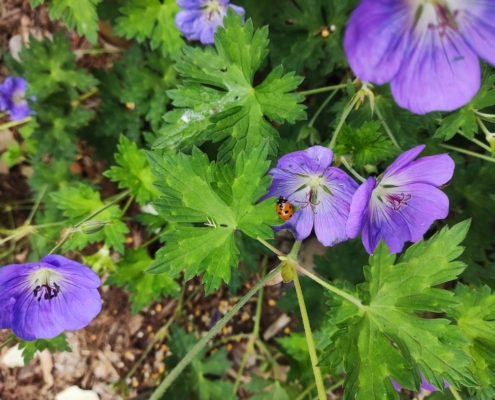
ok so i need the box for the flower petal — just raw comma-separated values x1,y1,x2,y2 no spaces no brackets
229,4,245,17
41,255,101,288
391,11,480,114
383,153,455,187
175,10,204,40
452,0,495,65
9,101,31,121
346,177,376,239
276,146,334,176
0,297,15,329
177,0,207,9
393,183,449,242
11,77,27,94
344,0,413,84
259,168,308,202
274,207,313,241
382,145,425,179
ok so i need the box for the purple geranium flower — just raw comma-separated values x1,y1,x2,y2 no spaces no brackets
261,146,358,246
0,255,101,341
0,77,33,121
347,145,454,254
391,375,450,392
344,0,495,114
175,0,245,45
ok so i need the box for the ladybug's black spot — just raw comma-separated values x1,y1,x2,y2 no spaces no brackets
284,211,289,214
278,212,282,215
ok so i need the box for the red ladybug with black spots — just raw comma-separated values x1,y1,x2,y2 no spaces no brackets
276,196,294,221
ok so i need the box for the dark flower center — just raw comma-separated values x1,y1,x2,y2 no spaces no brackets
32,282,60,301
388,193,412,211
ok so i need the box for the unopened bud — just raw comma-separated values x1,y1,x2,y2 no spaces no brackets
80,220,113,235
486,133,495,156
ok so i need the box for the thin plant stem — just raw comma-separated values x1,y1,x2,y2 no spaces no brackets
309,90,339,128
0,111,8,118
476,117,492,138
339,156,366,183
449,386,463,400
328,94,360,149
140,235,160,248
311,378,345,400
148,265,283,400
121,195,135,216
233,257,268,393
48,189,131,254
25,185,47,225
293,267,327,400
0,116,32,131
295,381,317,400
300,84,347,96
256,236,285,257
438,143,495,163
74,48,123,56
375,104,401,149
0,335,16,350
77,87,99,102
297,265,364,310
474,110,495,120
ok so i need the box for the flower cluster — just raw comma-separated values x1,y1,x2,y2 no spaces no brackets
0,255,101,341
266,145,454,254
0,76,33,121
344,0,495,114
175,0,245,45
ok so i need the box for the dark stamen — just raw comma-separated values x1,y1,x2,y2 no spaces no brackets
32,282,60,302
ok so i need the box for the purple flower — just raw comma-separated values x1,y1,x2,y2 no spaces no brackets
0,255,101,341
261,146,358,246
175,0,245,45
344,0,495,114
391,375,450,392
347,145,454,254
0,77,33,121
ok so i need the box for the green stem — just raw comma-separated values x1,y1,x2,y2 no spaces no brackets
141,235,160,248
257,236,285,256
233,259,267,393
0,117,32,131
295,381,316,400
311,378,345,400
308,90,339,128
339,156,366,183
375,104,401,149
297,265,364,310
25,185,47,225
74,48,123,56
438,143,495,163
449,386,463,400
0,334,16,350
300,84,347,97
121,195,135,216
77,87,99,102
148,265,283,400
474,110,495,120
293,266,327,400
0,111,8,118
328,94,360,149
48,189,130,254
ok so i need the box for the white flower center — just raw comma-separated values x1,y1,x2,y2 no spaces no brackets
373,182,412,212
12,90,25,105
28,267,64,302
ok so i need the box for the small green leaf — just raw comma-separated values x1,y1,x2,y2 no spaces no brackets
47,0,102,44
114,0,182,58
51,184,129,253
18,333,71,364
448,284,495,399
106,249,180,314
334,121,399,169
104,136,161,205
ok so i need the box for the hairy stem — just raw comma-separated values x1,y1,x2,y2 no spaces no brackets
300,84,347,96
148,265,282,400
375,104,401,149
438,143,495,163
340,156,366,183
297,265,364,310
257,236,285,256
328,94,360,149
293,266,327,400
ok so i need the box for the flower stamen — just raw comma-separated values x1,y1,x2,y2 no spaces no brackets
388,193,412,211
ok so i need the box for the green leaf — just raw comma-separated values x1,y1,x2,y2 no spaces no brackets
19,32,98,101
154,8,306,162
104,136,161,205
147,141,280,294
320,221,478,400
448,284,495,399
334,121,399,169
46,0,102,44
434,74,495,140
82,246,117,275
114,0,183,58
165,325,236,400
50,184,129,253
244,375,292,400
18,333,71,364
106,249,180,314
267,0,358,75
277,333,313,383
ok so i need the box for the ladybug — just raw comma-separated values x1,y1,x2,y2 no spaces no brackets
276,196,294,221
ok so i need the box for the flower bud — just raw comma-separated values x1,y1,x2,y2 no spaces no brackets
79,220,113,235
